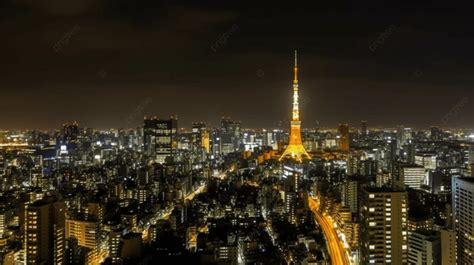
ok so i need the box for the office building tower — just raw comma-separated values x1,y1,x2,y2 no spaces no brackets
440,228,456,265
143,116,178,163
452,177,474,264
279,50,311,162
338,124,350,152
405,143,416,164
284,173,299,224
191,122,206,152
360,187,408,264
401,164,425,190
361,120,368,136
415,153,437,170
220,117,241,155
191,122,209,161
469,145,474,177
0,210,6,238
61,122,80,142
389,139,398,163
25,198,65,264
66,218,99,249
66,218,100,264
210,128,221,158
407,230,441,265
430,127,442,141
341,179,358,214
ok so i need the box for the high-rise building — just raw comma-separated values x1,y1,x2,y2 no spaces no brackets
338,124,349,152
143,116,178,163
61,121,80,142
279,50,311,162
430,127,442,141
389,139,398,164
407,230,441,265
452,177,474,264
360,187,408,264
191,122,206,151
284,173,299,224
405,143,416,164
361,120,368,136
66,218,99,249
469,145,474,177
65,217,100,264
415,153,437,170
440,228,456,265
220,117,241,155
191,122,209,160
341,179,358,214
24,198,65,264
401,164,425,190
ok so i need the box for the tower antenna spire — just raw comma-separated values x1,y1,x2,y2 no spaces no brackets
294,50,298,83
295,50,297,68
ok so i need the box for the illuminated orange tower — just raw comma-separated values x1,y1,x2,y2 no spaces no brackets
279,50,311,162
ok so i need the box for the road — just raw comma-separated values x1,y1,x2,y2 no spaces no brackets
308,196,350,265
184,183,206,201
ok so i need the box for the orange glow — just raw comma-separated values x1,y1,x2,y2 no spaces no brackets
280,50,311,162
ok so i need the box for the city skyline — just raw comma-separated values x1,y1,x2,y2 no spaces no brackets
1,2,473,264
1,2,474,129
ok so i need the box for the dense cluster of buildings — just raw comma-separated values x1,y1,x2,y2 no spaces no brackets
0,53,473,264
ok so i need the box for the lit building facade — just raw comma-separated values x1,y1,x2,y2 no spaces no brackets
452,177,474,264
360,187,408,264
338,124,350,152
407,230,441,265
24,199,65,264
143,117,178,163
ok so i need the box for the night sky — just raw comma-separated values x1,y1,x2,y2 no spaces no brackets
1,1,473,129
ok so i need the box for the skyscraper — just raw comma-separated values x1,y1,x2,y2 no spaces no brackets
66,217,100,264
191,122,206,151
191,122,209,160
341,179,358,214
61,121,80,142
143,117,178,163
407,230,441,265
452,177,474,264
361,120,368,136
400,164,425,190
279,50,311,162
440,228,456,265
24,198,65,264
360,187,408,264
220,117,241,155
338,124,349,151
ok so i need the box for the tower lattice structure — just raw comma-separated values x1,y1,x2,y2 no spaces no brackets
279,50,311,162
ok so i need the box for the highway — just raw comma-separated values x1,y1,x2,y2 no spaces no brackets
308,196,350,265
184,183,206,201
